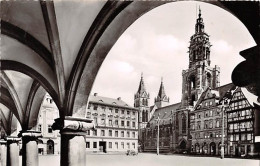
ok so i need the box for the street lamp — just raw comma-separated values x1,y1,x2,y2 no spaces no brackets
156,116,160,155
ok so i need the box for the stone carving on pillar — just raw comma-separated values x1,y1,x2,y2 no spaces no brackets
52,116,95,166
18,130,42,140
52,116,95,135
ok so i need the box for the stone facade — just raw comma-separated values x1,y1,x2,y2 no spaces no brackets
190,84,235,155
86,93,138,153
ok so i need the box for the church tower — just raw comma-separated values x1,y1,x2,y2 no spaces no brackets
181,8,220,107
134,73,150,130
154,78,169,108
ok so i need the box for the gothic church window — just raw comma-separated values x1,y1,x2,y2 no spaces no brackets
182,113,187,134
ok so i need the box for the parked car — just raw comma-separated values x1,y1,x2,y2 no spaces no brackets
126,150,138,156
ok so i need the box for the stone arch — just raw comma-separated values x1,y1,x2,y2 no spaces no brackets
210,142,217,155
195,143,200,153
206,72,212,88
178,138,187,150
47,139,55,154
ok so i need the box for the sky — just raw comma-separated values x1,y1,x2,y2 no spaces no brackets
91,1,256,107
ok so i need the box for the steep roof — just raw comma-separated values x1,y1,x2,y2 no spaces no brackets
148,102,181,126
214,83,236,101
88,95,137,110
137,75,146,95
157,80,167,99
194,83,236,109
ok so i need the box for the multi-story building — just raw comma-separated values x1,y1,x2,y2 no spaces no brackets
36,93,60,155
86,93,138,153
190,84,235,155
227,87,259,156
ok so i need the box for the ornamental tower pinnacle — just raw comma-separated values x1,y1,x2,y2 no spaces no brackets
155,77,169,108
181,8,220,107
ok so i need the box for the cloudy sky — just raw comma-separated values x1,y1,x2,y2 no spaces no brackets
91,1,256,106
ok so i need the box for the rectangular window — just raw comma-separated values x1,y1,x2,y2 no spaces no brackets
121,142,124,149
115,120,118,125
127,121,130,127
101,130,105,136
93,130,97,136
93,142,97,148
109,142,112,149
101,119,105,125
127,142,130,149
94,105,98,110
121,110,124,114
109,120,112,126
132,122,136,128
38,124,42,132
132,132,135,138
209,110,213,116
115,131,118,137
121,131,124,137
86,130,90,135
115,142,118,149
230,135,233,141
86,142,90,148
121,120,125,127
109,130,112,137
236,134,239,141
133,112,135,116
115,109,118,113
127,111,130,115
241,134,246,141
108,108,112,114
127,131,130,137
48,125,53,133
247,134,252,140
197,122,201,130
132,143,135,149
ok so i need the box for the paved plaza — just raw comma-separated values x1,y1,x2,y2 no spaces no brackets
19,153,260,166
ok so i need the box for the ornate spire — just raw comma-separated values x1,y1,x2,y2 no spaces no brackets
157,77,166,99
195,6,204,33
154,77,169,108
137,73,146,94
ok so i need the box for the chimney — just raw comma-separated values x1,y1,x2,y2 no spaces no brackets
117,97,121,100
94,93,98,96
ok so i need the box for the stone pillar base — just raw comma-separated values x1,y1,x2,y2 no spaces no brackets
19,130,42,166
6,136,20,166
0,140,7,166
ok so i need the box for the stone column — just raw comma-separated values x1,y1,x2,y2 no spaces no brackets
0,139,7,166
19,130,42,166
6,137,20,166
52,116,95,166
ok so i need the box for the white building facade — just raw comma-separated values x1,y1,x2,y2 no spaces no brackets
36,94,60,155
85,93,138,153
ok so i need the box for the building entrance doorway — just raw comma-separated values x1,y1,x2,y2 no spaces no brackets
99,141,107,153
47,140,54,154
179,140,187,153
209,142,216,155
